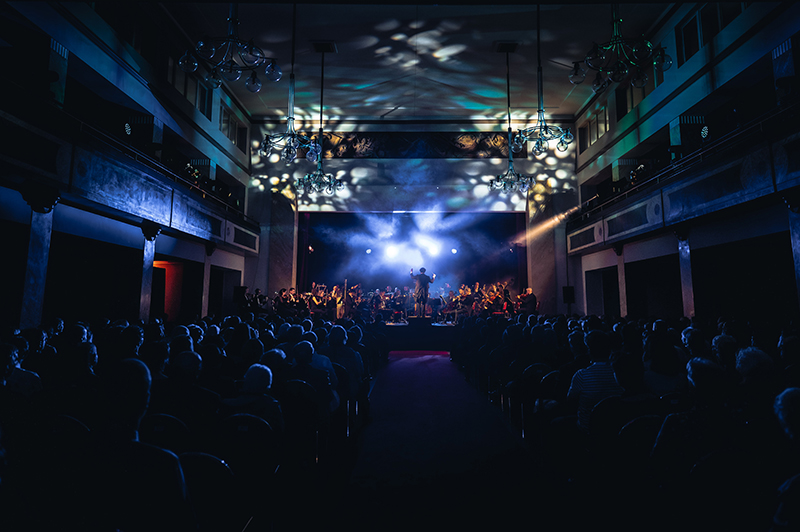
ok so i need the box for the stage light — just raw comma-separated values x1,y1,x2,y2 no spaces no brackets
386,245,398,258
451,248,458,254
366,248,372,254
414,234,441,257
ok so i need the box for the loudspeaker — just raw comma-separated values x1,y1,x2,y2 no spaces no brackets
562,286,575,304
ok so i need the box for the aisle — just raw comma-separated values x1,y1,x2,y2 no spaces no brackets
342,351,541,531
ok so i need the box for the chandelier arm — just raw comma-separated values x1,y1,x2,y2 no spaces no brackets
506,51,512,132
611,4,622,40
290,4,297,76
288,74,296,133
319,51,325,136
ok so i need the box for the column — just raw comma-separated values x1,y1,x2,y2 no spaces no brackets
267,191,298,296
244,180,271,302
614,244,628,319
140,220,161,323
676,231,696,318
201,242,216,319
19,182,60,329
786,199,800,311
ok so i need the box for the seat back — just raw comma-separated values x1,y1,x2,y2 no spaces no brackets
281,379,323,465
217,413,278,474
332,362,351,401
139,413,190,454
179,452,241,532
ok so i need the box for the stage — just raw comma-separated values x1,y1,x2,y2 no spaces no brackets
382,318,458,352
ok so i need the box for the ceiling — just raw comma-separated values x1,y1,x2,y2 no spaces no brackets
161,2,675,127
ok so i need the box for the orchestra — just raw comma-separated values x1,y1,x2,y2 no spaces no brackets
242,277,538,323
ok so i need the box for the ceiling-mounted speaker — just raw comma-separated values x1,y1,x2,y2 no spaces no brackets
494,42,518,53
312,41,337,53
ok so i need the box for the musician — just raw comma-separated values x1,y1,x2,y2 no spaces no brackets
309,285,326,318
518,287,538,315
389,287,406,322
410,267,435,318
275,288,296,318
329,285,343,321
344,284,361,319
370,289,385,316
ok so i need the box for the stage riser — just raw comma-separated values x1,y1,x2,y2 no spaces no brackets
382,323,457,352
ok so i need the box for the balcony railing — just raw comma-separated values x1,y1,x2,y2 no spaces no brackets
567,97,800,231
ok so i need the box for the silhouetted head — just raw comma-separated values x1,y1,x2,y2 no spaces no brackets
347,326,363,344
328,325,348,346
167,350,202,381
712,334,738,369
169,335,194,355
259,348,287,371
302,331,318,346
735,347,775,385
0,343,16,384
686,357,727,401
280,325,304,344
292,341,314,365
584,330,612,362
242,364,273,393
103,358,152,429
419,268,426,273
775,387,800,442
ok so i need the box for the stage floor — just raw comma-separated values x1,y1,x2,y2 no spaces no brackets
381,319,458,351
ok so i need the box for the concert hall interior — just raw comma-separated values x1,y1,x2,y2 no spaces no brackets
3,2,800,531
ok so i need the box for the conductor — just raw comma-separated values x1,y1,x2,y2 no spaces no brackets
410,267,435,318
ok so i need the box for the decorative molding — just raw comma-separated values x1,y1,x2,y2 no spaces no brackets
141,219,161,241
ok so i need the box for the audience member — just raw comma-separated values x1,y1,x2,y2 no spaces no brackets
567,330,624,433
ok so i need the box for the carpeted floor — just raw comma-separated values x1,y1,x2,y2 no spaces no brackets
341,351,545,531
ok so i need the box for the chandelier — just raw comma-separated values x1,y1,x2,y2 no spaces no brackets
295,44,344,195
489,43,534,193
513,4,573,156
568,3,673,95
178,3,281,93
259,5,319,165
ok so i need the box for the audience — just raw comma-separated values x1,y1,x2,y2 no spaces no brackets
3,305,800,530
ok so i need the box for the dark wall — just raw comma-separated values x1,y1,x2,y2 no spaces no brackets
0,219,30,328
585,266,620,319
43,231,141,325
625,254,684,320
692,231,798,322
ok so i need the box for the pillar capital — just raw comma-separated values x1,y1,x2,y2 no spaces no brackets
141,220,162,241
20,180,60,214
784,190,800,214
674,227,690,242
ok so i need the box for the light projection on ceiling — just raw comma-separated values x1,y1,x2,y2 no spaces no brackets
235,4,587,212
251,132,575,212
